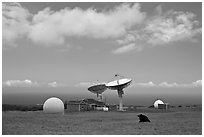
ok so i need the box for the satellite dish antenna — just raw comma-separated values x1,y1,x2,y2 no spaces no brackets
88,83,107,102
106,74,132,111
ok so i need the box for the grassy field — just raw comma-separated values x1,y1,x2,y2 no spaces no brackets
2,107,202,135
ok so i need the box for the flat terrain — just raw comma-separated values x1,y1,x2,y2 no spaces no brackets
2,107,202,135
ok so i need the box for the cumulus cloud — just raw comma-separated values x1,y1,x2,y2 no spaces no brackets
2,80,39,87
138,81,156,87
130,81,156,87
3,2,147,47
2,2,32,47
29,3,145,46
2,3,146,47
143,8,201,45
192,80,202,87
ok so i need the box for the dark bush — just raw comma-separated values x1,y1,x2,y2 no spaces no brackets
2,104,43,111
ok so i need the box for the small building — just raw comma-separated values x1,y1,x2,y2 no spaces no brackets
158,103,169,109
65,98,108,112
66,100,89,112
83,98,106,110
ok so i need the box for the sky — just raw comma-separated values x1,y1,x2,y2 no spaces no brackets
2,2,202,106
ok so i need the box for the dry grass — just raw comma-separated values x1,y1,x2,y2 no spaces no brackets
2,107,202,135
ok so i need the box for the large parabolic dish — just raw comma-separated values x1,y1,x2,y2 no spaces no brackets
106,78,132,111
106,78,132,91
88,84,107,101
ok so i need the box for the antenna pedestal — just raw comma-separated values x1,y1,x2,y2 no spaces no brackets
97,93,102,102
106,77,132,112
117,89,124,111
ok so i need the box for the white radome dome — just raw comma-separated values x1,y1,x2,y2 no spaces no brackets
154,99,164,108
43,97,64,114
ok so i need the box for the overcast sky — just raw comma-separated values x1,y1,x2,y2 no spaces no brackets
2,2,202,105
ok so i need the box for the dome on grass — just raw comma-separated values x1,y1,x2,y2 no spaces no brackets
154,99,164,108
43,97,64,114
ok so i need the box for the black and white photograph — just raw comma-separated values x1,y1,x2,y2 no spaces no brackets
2,1,202,135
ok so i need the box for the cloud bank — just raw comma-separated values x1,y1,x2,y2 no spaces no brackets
2,79,201,88
2,80,39,87
2,80,66,88
130,80,202,88
3,3,201,53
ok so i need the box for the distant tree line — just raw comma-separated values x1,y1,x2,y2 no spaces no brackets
2,104,43,111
